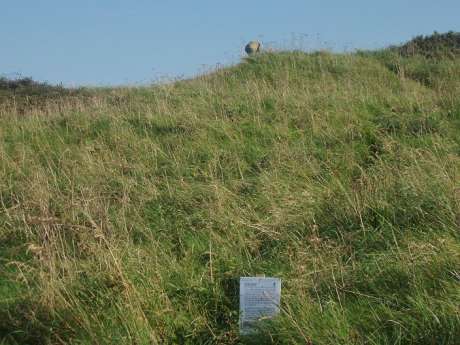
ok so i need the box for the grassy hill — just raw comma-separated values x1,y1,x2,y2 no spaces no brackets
0,46,459,344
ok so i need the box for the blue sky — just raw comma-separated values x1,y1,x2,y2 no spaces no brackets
1,1,459,86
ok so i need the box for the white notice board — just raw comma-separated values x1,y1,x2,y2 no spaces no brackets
239,277,281,334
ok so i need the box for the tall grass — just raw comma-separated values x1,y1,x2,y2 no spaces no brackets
0,50,459,344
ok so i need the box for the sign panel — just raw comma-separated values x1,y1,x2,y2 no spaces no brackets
239,277,281,334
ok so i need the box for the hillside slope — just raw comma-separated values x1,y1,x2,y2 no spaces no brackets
1,51,459,344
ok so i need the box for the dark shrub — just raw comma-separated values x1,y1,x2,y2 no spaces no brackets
392,31,460,58
0,76,88,114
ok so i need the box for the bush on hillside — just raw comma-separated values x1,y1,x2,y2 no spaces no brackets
0,76,88,114
393,31,460,58
0,76,73,96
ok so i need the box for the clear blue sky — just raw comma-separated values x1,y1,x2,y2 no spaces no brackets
1,1,459,86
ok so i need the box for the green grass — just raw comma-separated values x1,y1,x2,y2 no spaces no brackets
0,50,459,344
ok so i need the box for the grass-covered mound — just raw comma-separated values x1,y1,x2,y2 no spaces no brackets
0,51,459,344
